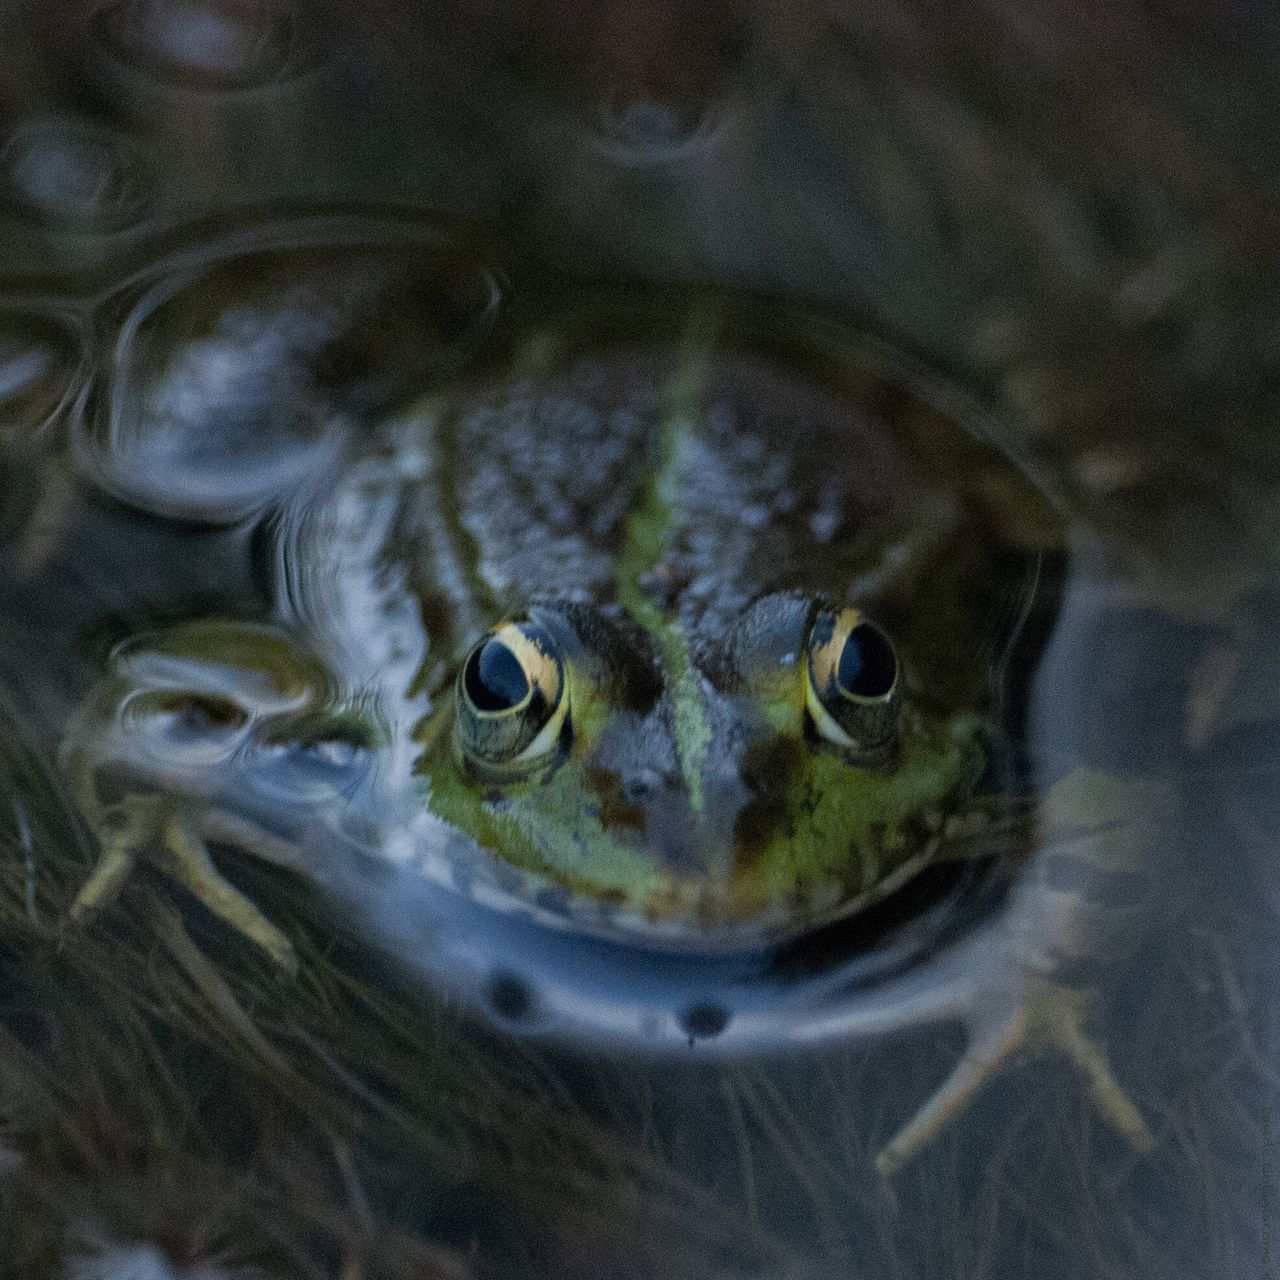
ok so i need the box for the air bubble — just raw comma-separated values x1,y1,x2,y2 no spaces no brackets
0,117,151,232
94,0,320,92
679,1002,729,1040
486,971,535,1023
582,9,760,169
77,225,502,521
591,93,725,167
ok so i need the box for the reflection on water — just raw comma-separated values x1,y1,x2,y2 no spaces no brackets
77,221,501,519
0,3,1278,1279
94,0,320,93
0,117,153,233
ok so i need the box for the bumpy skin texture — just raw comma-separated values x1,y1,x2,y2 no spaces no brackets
444,0,1280,616
268,333,1036,938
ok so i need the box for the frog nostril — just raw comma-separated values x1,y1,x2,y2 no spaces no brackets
622,769,663,804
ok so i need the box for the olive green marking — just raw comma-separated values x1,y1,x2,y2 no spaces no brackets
614,309,720,818
423,748,671,906
746,712,985,905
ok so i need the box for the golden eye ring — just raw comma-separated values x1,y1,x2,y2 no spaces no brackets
805,606,900,762
455,619,570,774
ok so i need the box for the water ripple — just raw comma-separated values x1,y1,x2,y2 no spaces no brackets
0,117,153,233
93,0,324,93
75,216,503,521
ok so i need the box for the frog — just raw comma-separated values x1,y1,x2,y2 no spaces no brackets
59,300,1156,1172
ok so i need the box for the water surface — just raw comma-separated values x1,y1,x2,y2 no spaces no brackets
0,4,1277,1279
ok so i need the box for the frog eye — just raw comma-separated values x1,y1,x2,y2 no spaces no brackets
455,620,569,773
121,690,251,764
805,607,900,761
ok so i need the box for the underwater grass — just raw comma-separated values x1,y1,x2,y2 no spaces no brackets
0,665,1276,1279
0,685,804,1279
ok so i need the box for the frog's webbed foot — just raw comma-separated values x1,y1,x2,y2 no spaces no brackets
874,974,1153,1175
867,767,1163,1174
70,794,298,975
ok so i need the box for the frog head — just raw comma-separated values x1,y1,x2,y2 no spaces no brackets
416,593,984,938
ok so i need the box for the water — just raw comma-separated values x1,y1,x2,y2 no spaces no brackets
1,3,1278,1278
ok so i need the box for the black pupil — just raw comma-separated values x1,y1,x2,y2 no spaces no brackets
464,639,530,713
838,624,896,698
170,694,243,731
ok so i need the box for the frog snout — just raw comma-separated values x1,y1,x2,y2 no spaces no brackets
620,760,748,813
620,767,665,804
699,760,753,823
623,762,750,875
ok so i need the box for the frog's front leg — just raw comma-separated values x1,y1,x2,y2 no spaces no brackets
70,793,299,974
874,958,1152,1175
849,768,1164,1174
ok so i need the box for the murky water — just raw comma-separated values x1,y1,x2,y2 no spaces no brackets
0,4,1277,1279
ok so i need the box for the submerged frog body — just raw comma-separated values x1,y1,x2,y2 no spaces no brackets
62,302,1155,1172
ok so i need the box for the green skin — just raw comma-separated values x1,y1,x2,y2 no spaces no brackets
415,594,984,930
86,594,983,937
70,319,1024,939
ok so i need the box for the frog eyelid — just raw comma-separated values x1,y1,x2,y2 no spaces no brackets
509,685,572,763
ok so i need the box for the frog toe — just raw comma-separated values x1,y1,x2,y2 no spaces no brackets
875,978,1150,1175
68,841,139,924
159,812,299,975
69,794,298,975
67,792,163,924
875,992,1028,1175
1044,984,1153,1153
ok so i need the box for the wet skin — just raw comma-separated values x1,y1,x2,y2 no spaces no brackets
68,317,1011,939
62,310,1154,1170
